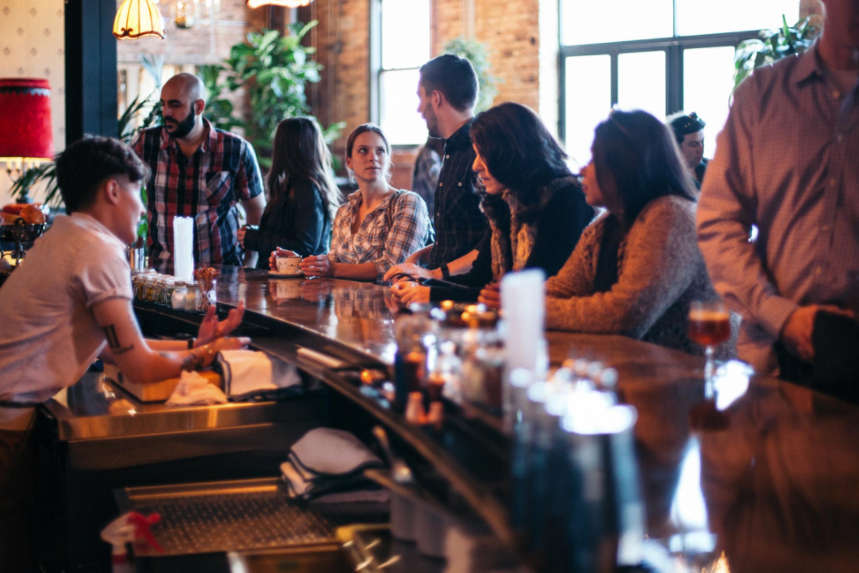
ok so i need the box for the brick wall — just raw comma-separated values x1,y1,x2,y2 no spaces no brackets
474,0,540,110
308,0,370,162
433,0,462,55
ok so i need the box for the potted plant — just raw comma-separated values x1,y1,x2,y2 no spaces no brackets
201,21,344,168
733,16,818,91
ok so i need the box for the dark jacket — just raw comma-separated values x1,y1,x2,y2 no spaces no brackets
244,177,333,269
429,177,594,302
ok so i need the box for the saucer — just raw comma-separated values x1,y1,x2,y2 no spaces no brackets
269,270,304,278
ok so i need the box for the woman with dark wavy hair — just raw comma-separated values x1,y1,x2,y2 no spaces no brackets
545,109,732,356
392,102,593,306
240,117,340,268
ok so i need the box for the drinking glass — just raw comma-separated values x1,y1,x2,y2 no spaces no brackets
688,300,731,388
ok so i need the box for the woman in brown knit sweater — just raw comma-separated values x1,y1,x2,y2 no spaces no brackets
546,109,733,357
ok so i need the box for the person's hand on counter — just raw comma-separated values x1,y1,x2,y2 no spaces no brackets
301,255,334,278
269,247,300,270
391,281,430,307
383,262,436,284
477,282,501,310
195,301,246,347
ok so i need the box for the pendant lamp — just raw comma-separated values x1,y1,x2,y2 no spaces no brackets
246,0,312,8
113,0,167,40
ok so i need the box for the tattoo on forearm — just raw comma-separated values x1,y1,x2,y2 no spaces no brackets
103,325,135,355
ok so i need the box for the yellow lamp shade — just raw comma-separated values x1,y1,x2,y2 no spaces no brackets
246,0,312,8
113,0,166,40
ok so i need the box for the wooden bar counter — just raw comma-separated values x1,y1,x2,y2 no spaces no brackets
40,266,859,572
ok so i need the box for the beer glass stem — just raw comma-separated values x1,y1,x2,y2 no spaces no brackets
704,345,716,396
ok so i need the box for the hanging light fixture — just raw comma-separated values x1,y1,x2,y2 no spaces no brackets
246,0,312,8
113,0,167,40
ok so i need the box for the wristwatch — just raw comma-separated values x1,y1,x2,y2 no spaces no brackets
440,263,451,279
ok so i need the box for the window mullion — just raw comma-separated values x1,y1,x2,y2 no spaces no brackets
610,51,619,107
667,44,683,115
369,0,382,125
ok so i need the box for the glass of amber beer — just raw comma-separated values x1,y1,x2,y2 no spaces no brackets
688,300,731,386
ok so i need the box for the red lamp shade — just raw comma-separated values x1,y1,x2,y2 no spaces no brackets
0,78,54,161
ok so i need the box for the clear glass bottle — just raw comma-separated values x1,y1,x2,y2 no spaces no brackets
131,269,146,299
184,282,199,312
162,279,176,306
144,276,158,302
171,282,187,310
198,279,217,311
154,278,167,305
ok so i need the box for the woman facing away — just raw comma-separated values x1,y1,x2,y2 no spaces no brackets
239,117,340,268
391,102,594,308
270,123,431,283
545,109,733,357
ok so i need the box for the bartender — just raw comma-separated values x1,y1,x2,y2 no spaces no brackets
0,136,248,570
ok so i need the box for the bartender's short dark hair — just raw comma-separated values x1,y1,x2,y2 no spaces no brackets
419,54,478,112
55,135,149,214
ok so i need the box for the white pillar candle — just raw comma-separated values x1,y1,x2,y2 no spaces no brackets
501,269,546,431
173,216,195,281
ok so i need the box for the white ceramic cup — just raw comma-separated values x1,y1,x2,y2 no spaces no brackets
276,255,302,274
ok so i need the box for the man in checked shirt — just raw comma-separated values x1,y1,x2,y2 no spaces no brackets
385,54,488,284
697,0,859,378
132,73,266,268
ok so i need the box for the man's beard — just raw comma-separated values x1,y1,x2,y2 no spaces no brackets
164,110,197,139
424,105,441,139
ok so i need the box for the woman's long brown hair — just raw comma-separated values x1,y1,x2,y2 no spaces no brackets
267,117,341,220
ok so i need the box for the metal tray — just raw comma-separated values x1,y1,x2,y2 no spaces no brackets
115,477,389,557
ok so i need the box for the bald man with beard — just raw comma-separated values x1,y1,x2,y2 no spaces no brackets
132,73,266,268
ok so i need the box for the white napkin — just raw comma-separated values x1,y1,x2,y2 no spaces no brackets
280,428,384,501
166,370,228,406
218,350,301,397
291,428,382,476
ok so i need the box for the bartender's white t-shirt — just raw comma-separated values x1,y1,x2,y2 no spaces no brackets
0,213,132,403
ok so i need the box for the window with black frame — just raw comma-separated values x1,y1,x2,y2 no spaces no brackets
371,0,431,147
559,0,801,168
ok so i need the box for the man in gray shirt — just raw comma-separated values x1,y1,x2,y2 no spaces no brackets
697,0,859,375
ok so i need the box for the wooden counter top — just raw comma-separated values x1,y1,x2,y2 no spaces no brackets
44,266,859,572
